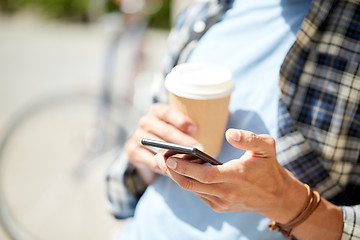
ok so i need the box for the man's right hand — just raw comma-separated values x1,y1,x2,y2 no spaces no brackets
124,103,202,185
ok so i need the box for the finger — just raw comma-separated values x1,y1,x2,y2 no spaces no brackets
197,194,227,213
225,129,276,155
126,130,163,170
164,156,224,184
155,150,171,174
156,150,206,165
197,192,242,213
168,169,222,196
129,129,160,153
156,154,232,201
126,140,164,175
150,103,198,136
141,114,202,148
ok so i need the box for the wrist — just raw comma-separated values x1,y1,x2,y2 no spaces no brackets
269,184,321,238
262,168,308,224
291,198,343,240
258,167,343,240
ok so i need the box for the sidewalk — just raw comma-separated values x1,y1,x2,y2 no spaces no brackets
0,12,169,240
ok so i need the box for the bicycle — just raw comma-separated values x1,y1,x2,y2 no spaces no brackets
0,1,167,239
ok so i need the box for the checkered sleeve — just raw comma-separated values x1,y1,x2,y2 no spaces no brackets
342,206,360,240
278,0,360,238
105,151,138,219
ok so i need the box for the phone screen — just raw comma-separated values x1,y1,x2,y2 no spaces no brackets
141,138,222,165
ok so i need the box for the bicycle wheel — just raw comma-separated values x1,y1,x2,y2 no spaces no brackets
0,91,141,240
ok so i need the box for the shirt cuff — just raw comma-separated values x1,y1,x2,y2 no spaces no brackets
341,206,360,239
106,151,137,219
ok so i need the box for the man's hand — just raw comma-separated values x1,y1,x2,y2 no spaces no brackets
125,103,202,184
156,128,307,222
155,128,344,240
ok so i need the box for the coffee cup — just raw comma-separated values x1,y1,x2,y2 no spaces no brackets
165,63,234,157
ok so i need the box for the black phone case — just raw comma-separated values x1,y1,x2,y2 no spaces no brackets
141,138,222,165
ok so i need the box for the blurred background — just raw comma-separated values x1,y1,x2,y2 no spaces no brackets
0,0,190,239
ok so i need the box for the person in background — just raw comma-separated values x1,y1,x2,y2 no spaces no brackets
107,0,360,239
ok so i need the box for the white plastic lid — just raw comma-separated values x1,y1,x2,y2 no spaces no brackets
165,63,235,100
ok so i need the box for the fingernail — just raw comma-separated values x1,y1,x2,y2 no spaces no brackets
166,158,177,170
231,129,241,142
187,125,197,136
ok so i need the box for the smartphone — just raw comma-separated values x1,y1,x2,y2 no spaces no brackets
141,138,222,165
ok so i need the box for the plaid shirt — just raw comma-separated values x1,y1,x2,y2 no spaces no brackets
106,0,360,239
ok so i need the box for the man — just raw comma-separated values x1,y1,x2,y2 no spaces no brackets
107,0,360,239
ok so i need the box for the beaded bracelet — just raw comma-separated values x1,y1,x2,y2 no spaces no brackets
268,184,321,239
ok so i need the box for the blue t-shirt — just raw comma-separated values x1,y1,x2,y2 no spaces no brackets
120,0,312,239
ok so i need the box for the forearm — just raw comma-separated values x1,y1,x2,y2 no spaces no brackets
292,198,343,240
263,170,343,240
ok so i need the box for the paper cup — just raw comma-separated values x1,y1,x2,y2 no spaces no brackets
165,63,234,157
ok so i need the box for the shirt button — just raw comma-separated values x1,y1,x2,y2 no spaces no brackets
193,20,206,33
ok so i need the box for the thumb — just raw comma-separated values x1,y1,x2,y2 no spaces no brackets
225,128,275,155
